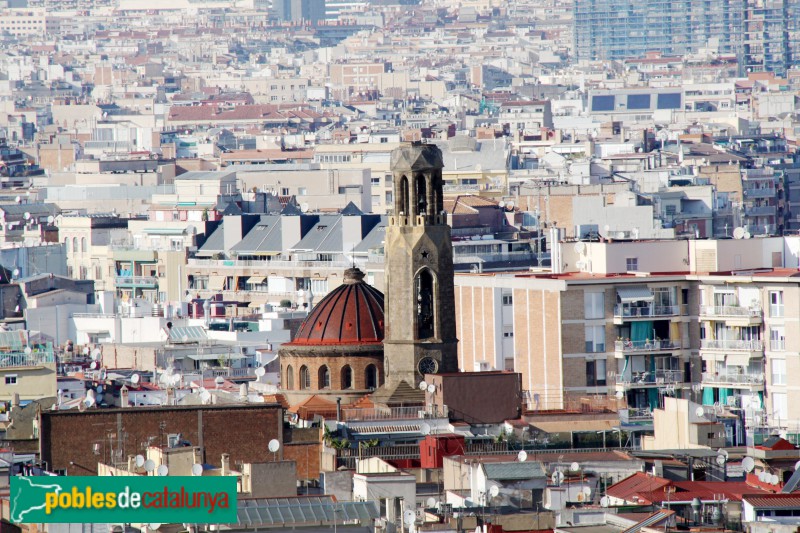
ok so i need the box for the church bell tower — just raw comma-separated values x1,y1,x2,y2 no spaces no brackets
384,142,459,387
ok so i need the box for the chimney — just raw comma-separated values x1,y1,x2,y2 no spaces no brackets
120,385,129,408
166,387,175,406
336,397,342,422
221,453,230,476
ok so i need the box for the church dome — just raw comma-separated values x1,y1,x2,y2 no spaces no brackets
288,268,384,346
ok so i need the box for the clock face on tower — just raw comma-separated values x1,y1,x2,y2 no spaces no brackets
418,357,438,375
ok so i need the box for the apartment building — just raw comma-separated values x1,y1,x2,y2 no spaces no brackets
56,213,129,292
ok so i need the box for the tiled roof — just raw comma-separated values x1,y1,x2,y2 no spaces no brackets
607,472,671,501
743,494,800,508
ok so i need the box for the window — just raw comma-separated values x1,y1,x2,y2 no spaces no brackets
503,331,514,338
285,365,294,390
371,177,381,185
770,327,785,351
4,375,17,385
298,187,307,196
585,325,606,353
770,291,784,317
584,291,604,319
502,294,513,306
772,359,787,385
280,187,290,196
81,237,87,253
365,364,378,389
773,392,788,421
665,205,677,216
311,278,328,295
586,359,606,387
341,365,352,389
299,366,310,390
72,237,78,253
626,257,639,271
318,365,330,389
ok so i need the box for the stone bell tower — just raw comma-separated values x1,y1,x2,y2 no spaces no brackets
383,142,459,387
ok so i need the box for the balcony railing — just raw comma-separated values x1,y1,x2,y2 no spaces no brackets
0,349,55,368
619,407,654,423
743,187,776,198
770,339,785,351
613,304,685,318
115,276,159,287
702,372,765,385
701,339,764,351
616,369,683,385
342,405,448,421
188,258,353,269
700,305,762,318
744,206,777,217
614,339,681,352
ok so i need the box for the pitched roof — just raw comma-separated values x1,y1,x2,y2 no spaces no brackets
483,461,546,481
607,472,671,501
231,216,284,255
743,494,800,508
290,215,342,252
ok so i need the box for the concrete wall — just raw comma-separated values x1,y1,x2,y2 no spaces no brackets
243,461,297,497
428,372,522,424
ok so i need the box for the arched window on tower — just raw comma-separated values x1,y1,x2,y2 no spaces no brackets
285,365,294,390
365,364,377,390
299,365,310,390
398,175,409,216
72,237,78,253
341,365,352,389
318,365,330,389
415,269,435,339
81,237,87,253
415,174,427,216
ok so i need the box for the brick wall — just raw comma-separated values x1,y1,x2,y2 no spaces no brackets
40,404,283,474
283,426,322,482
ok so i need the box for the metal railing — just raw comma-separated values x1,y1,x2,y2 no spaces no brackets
0,349,55,368
115,276,159,286
699,305,762,318
188,258,353,269
743,187,776,198
71,313,118,319
453,251,536,264
203,367,253,378
701,339,764,351
619,407,653,422
770,340,785,351
702,372,765,385
616,369,683,385
744,206,777,217
342,405,448,421
613,304,686,318
614,339,681,352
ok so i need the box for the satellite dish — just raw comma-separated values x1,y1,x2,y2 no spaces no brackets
200,390,212,404
255,367,266,377
47,215,54,224
95,393,104,404
771,474,779,485
419,381,428,391
23,212,30,220
100,368,107,380
403,510,416,526
84,396,95,408
570,462,580,472
191,463,203,476
157,465,169,477
507,201,514,209
489,485,499,498
214,376,225,386
742,457,755,472
552,471,565,484
427,384,436,394
135,455,145,468
718,449,729,459
96,385,104,393
90,361,98,370
426,497,437,508
171,374,181,387
419,422,431,436
794,459,800,472
744,231,751,239
574,241,586,254
695,407,706,418
12,268,19,278
144,459,155,473
83,347,90,355
517,450,528,462
91,349,101,361
733,227,745,239
758,471,767,483
131,373,141,385
600,496,610,507
268,439,280,453
14,196,20,204
78,401,87,412
498,201,506,209
582,486,592,497
615,391,624,399
300,203,309,213
716,454,726,467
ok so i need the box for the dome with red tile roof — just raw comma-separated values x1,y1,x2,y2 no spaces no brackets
288,268,384,346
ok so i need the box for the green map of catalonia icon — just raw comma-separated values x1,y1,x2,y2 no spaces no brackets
11,477,63,523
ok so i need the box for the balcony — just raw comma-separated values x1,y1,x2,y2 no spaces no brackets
702,371,765,390
0,347,55,369
188,258,353,270
744,205,777,217
115,276,159,288
699,305,763,326
700,339,764,351
615,369,684,388
618,407,654,424
613,304,686,324
614,338,683,357
743,187,776,198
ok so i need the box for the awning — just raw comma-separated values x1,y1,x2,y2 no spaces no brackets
245,276,267,285
531,419,616,433
726,353,752,367
701,351,725,362
209,276,226,290
617,286,654,303
186,353,244,361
